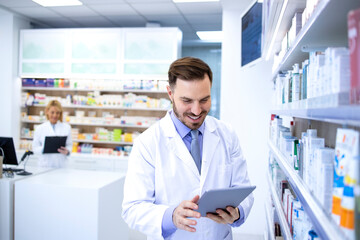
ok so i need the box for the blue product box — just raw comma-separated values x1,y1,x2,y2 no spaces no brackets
35,79,47,87
46,78,54,87
22,78,35,87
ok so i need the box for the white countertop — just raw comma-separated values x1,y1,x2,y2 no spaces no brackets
16,168,126,188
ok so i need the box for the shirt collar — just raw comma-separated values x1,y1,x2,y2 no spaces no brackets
169,110,205,138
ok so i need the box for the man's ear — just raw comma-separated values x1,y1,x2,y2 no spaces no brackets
166,85,173,102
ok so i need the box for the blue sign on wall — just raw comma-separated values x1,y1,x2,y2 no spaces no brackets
241,2,263,66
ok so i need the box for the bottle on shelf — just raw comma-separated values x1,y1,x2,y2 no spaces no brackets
292,64,300,102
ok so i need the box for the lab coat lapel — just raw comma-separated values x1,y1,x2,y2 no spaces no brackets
201,118,219,181
46,121,56,135
161,112,200,180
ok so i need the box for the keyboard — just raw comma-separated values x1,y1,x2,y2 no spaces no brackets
3,168,24,172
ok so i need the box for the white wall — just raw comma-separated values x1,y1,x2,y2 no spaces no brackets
0,10,31,146
221,0,274,238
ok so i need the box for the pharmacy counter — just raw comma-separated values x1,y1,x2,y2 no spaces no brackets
0,166,54,240
20,151,129,172
14,168,128,240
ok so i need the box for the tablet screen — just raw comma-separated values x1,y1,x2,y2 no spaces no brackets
197,186,256,217
43,136,67,154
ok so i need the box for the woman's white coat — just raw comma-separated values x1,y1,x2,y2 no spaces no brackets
32,121,72,168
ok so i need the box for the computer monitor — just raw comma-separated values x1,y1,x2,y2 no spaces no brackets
0,137,19,166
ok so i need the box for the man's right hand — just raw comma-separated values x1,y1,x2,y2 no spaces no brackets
172,195,201,232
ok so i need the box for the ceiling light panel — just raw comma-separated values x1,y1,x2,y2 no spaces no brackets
173,0,219,2
32,0,83,7
196,30,223,41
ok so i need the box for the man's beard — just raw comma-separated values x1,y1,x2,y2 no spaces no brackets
172,101,207,130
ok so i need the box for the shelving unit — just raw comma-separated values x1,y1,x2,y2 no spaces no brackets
20,87,168,149
72,139,133,145
20,137,133,146
267,172,292,240
70,153,128,161
264,201,275,240
21,88,168,149
22,119,150,129
262,0,306,60
271,95,360,127
21,87,168,94
28,104,168,111
268,141,344,240
18,27,181,159
271,0,360,79
264,0,360,239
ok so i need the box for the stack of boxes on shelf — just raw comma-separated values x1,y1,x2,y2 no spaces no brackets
21,78,167,91
269,152,315,239
22,91,171,109
274,47,351,108
269,115,360,239
72,143,132,157
348,8,360,104
332,129,359,239
273,1,360,109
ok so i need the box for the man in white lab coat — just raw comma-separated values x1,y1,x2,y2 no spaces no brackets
122,57,254,240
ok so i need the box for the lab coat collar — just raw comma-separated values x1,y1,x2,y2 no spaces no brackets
161,112,200,179
44,120,61,135
160,111,220,182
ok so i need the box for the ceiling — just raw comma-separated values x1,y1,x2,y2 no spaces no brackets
0,0,223,45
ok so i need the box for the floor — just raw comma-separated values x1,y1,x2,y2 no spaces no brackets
129,229,264,240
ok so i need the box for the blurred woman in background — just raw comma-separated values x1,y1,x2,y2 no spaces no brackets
33,100,72,168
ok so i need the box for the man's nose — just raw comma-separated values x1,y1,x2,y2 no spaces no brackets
191,102,201,115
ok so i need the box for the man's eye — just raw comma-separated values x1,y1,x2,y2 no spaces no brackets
183,99,191,103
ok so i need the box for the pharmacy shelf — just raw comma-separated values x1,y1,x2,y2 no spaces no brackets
262,0,306,60
20,137,133,146
22,87,167,94
70,153,128,161
264,201,275,240
73,139,133,145
271,94,360,126
271,0,360,80
20,136,33,140
21,119,150,129
267,172,292,240
268,141,345,240
28,104,169,112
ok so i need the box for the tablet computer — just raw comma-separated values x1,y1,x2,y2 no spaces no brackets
43,136,67,154
196,186,256,217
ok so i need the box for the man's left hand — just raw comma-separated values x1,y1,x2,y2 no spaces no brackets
206,206,239,224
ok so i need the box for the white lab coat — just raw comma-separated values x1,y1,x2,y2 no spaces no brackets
32,121,72,168
122,111,254,240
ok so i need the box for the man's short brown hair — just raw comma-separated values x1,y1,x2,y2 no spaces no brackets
168,57,213,89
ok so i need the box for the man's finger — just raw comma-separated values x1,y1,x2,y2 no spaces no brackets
191,195,200,203
181,201,198,210
206,213,226,224
183,209,201,218
179,223,197,232
216,209,233,223
226,206,239,221
179,217,197,227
